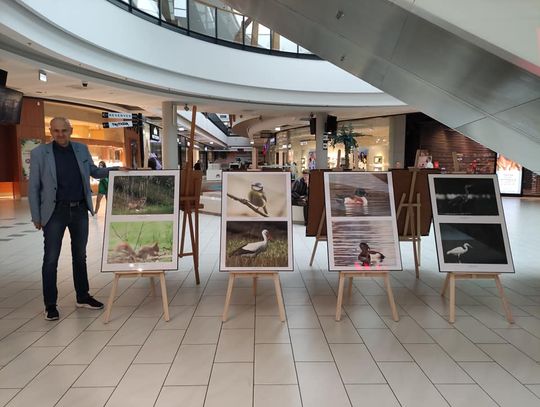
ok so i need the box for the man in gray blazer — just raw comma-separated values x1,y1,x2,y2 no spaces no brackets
29,117,116,320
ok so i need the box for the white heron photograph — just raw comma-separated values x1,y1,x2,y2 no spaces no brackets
221,221,292,270
327,219,402,271
430,175,500,216
223,172,290,218
325,172,392,218
436,222,514,273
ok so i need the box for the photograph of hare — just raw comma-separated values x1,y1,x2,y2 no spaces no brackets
111,174,176,215
223,221,290,269
327,172,392,217
224,172,289,218
329,219,401,271
439,223,510,266
105,220,173,265
432,176,499,216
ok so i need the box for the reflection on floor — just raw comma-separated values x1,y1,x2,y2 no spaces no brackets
0,197,540,406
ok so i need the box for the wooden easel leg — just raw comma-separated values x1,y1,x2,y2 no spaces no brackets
273,273,286,322
384,273,399,322
494,275,514,324
412,237,420,279
449,273,456,324
253,277,257,297
309,239,319,266
441,274,450,296
193,208,200,285
347,277,353,298
149,276,156,296
159,272,170,322
104,273,120,323
222,273,235,322
335,273,346,321
179,210,188,256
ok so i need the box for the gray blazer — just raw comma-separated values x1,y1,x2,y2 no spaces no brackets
28,141,110,226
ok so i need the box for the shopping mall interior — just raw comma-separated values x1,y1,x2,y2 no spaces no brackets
1,1,540,406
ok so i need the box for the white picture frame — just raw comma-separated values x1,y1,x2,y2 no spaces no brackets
324,172,402,272
220,172,293,271
428,174,514,273
101,170,180,272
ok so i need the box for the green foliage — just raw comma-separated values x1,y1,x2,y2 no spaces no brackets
112,175,175,215
330,124,359,169
226,239,288,268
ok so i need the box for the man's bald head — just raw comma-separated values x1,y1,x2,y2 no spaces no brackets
49,117,73,147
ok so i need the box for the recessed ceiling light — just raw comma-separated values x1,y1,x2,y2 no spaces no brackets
38,69,47,82
275,127,281,131
209,141,214,144
250,141,254,145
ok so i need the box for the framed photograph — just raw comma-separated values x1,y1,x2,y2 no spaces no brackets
428,174,514,273
324,172,402,271
220,172,293,271
101,170,180,272
373,155,383,164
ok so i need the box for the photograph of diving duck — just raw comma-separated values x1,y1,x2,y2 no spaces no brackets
223,172,290,218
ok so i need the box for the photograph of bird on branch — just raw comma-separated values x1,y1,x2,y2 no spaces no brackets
111,174,176,215
433,177,499,216
224,172,289,218
223,221,291,269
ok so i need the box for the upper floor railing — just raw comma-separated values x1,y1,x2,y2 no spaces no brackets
108,0,320,59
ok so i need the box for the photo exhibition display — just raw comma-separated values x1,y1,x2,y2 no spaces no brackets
428,174,514,273
101,170,180,272
220,172,293,271
324,172,402,271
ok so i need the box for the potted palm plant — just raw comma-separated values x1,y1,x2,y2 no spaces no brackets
330,124,358,169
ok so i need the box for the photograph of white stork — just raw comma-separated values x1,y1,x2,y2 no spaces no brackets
222,221,292,270
223,172,290,218
430,175,500,216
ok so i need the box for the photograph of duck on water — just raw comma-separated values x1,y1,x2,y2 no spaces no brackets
430,175,500,216
221,221,292,270
326,172,392,217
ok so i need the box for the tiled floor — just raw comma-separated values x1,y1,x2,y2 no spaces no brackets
0,197,540,406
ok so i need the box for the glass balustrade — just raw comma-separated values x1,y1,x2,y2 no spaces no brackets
108,0,317,58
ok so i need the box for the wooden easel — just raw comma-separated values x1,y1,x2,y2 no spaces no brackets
178,105,201,285
222,272,286,322
309,207,327,266
104,271,170,323
336,271,399,322
441,272,514,324
395,169,422,278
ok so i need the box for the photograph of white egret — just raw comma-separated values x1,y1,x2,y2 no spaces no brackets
326,172,392,218
436,222,514,273
221,221,292,271
327,219,402,271
430,175,500,216
223,172,291,218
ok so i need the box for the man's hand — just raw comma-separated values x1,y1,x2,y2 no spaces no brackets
33,221,42,230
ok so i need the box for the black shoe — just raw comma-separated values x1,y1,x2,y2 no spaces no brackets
44,306,59,321
76,296,104,310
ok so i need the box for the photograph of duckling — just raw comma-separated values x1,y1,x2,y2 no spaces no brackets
326,172,392,217
223,172,290,218
222,221,291,270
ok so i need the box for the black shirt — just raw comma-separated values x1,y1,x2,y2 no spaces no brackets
53,141,85,202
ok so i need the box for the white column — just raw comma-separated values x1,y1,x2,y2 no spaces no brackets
389,114,406,168
251,147,257,169
161,101,178,169
315,112,328,169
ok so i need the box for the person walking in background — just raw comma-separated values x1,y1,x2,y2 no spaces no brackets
291,170,309,225
194,160,202,170
29,117,118,320
94,161,109,214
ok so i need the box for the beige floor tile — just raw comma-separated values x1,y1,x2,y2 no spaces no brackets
205,362,253,407
282,287,311,306
6,365,85,407
74,345,139,387
346,384,400,407
0,389,18,406
85,306,135,331
0,331,44,366
154,305,195,330
493,328,540,361
32,318,94,346
255,316,289,344
290,329,332,362
319,316,363,344
344,305,386,328
479,344,540,384
105,364,169,407
255,344,296,385
296,362,351,407
0,346,63,388
254,385,301,407
52,331,115,365
215,328,254,362
183,316,222,344
426,329,491,361
383,316,434,343
453,317,506,343
436,384,497,407
285,305,320,328
155,386,206,407
403,304,453,328
165,344,215,385
134,329,184,363
357,329,412,362
194,295,227,316
108,316,158,346
331,343,385,384
222,305,255,329
56,387,114,407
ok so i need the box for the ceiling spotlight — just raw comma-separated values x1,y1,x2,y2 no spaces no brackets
336,10,344,19
275,127,281,131
38,69,47,82
209,141,214,144
184,104,189,111
178,126,185,132
250,141,254,145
